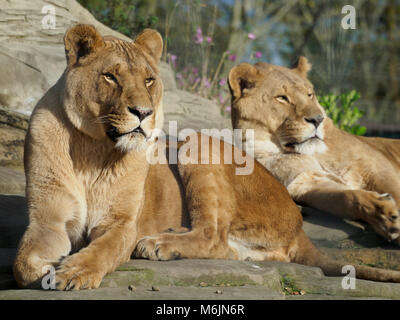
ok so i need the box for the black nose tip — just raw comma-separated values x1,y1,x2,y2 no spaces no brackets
305,115,324,128
128,106,153,122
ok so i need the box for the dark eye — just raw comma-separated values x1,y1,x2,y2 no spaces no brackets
276,95,289,103
308,92,314,98
103,72,117,84
145,77,155,87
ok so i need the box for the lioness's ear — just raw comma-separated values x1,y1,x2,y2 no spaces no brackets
135,29,163,64
64,24,104,66
293,56,311,78
228,63,259,100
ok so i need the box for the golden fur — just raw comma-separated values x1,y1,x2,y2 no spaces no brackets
13,26,400,290
229,57,400,245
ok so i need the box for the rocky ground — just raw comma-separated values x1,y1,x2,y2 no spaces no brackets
1,192,400,300
0,0,399,300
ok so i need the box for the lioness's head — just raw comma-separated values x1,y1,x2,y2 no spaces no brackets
62,24,164,152
228,57,327,155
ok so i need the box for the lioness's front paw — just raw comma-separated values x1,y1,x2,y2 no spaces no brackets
363,193,400,243
55,257,104,291
134,235,182,261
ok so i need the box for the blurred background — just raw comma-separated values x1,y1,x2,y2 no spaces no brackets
78,0,400,137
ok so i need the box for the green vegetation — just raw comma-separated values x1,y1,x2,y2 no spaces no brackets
318,90,367,136
279,273,304,296
78,0,158,36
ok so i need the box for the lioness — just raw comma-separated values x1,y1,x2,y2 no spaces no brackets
13,25,400,290
228,57,400,245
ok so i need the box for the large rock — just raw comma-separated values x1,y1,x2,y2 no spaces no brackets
0,168,25,195
0,109,29,168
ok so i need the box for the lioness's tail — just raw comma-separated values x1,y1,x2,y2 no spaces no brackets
293,230,400,283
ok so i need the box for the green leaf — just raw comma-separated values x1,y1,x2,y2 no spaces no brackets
318,90,366,136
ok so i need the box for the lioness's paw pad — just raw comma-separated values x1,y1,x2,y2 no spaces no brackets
134,236,181,261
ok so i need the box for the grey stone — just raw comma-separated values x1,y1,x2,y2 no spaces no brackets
1,259,400,299
0,108,29,168
0,168,25,195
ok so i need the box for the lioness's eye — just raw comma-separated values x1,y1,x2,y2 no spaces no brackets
103,72,117,84
145,77,155,87
308,92,314,98
276,95,289,103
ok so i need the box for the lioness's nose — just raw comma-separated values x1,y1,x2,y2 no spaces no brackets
128,106,153,122
305,115,324,128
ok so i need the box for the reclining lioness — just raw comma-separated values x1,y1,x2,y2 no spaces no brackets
13,25,400,290
228,57,400,245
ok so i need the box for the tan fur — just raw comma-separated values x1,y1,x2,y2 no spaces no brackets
13,26,400,291
229,57,400,246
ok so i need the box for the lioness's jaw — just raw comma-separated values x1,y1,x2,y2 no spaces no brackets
283,137,327,155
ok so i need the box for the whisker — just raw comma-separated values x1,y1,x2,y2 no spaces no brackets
93,115,111,124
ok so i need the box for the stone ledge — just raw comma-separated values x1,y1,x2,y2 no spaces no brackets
1,259,400,300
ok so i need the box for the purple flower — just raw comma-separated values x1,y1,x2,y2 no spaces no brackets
203,78,211,88
254,51,262,59
176,73,183,79
218,94,225,104
192,67,199,75
219,79,227,86
248,33,256,40
206,36,212,44
228,54,237,62
225,106,232,112
194,27,203,44
170,54,177,67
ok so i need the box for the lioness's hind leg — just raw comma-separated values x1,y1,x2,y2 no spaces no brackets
134,163,235,260
134,228,235,260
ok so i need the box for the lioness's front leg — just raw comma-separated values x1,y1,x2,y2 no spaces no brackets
135,163,235,261
55,190,142,291
288,171,400,242
13,190,81,288
55,217,137,290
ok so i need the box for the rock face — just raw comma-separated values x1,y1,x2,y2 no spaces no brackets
0,109,29,169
